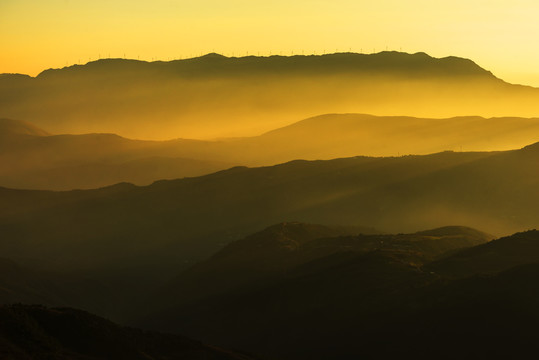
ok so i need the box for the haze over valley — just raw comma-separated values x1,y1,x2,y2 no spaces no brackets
2,109,539,190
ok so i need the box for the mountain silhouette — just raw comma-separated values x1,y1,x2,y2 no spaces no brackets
143,223,491,322
0,144,536,276
1,52,538,140
38,51,495,79
0,304,255,360
150,222,382,309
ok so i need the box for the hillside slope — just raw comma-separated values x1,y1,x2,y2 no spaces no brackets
0,144,536,277
0,304,255,360
143,223,491,323
428,229,539,277
139,227,539,360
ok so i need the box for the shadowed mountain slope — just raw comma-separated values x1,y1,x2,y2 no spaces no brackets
0,304,255,360
2,52,538,140
136,225,495,359
144,223,491,319
135,230,539,360
151,222,382,308
0,144,537,279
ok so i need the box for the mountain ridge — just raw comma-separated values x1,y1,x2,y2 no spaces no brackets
2,51,537,140
2,114,538,190
27,52,499,81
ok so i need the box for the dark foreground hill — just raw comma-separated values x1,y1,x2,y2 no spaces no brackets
2,52,539,140
148,223,491,312
0,304,255,360
2,227,539,359
137,229,539,360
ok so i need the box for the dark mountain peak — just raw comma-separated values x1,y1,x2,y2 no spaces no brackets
199,52,227,59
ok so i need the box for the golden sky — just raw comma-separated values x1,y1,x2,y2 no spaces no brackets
2,0,539,86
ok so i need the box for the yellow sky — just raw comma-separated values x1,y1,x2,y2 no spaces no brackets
2,0,539,86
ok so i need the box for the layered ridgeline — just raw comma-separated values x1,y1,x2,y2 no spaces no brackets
0,143,537,280
0,305,255,360
2,52,539,140
0,118,233,190
2,114,539,190
135,228,539,360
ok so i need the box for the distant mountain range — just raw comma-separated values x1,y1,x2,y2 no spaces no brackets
2,52,538,140
2,114,538,190
0,118,233,190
